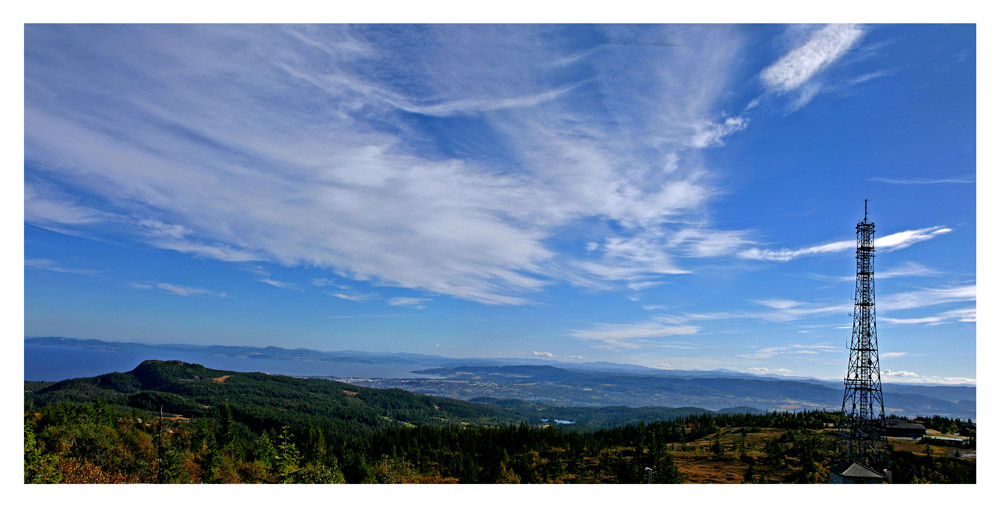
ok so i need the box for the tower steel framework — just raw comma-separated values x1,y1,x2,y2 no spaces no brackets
833,201,889,480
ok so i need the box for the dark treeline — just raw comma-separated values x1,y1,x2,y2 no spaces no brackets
25,398,974,484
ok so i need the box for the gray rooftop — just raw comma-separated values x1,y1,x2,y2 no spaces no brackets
838,463,886,479
885,419,926,430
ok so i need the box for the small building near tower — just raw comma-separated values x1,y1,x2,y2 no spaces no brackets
885,419,926,439
830,463,887,484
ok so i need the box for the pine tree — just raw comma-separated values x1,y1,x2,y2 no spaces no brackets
24,418,61,484
710,434,725,459
274,427,302,483
650,447,681,484
255,431,276,469
217,401,236,452
305,422,327,462
742,459,758,484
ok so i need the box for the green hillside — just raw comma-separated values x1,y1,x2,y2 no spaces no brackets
26,360,519,445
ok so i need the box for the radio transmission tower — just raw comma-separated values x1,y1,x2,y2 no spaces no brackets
831,200,889,483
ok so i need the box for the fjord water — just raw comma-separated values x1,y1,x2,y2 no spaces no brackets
24,341,432,381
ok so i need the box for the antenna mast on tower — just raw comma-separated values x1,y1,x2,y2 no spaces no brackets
832,200,890,483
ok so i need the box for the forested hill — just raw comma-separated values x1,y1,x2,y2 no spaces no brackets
24,360,976,484
25,359,519,445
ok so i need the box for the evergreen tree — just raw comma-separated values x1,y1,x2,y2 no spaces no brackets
254,431,277,469
274,427,302,483
24,418,61,484
650,447,681,484
341,449,372,484
742,459,758,484
217,401,236,452
305,422,327,462
710,434,725,459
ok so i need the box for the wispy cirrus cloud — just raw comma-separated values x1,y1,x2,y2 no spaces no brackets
748,284,975,323
760,24,866,109
761,24,865,92
568,320,699,349
311,278,350,289
24,24,758,305
738,226,952,262
24,182,112,232
877,227,954,252
147,237,262,263
635,282,974,328
330,292,380,302
745,367,793,376
874,261,943,279
25,258,101,276
880,285,975,312
387,297,431,309
754,299,803,310
870,175,975,185
130,282,227,297
328,313,402,319
740,343,839,360
258,278,299,290
882,369,975,385
809,261,944,283
578,227,753,290
690,116,750,148
881,307,975,326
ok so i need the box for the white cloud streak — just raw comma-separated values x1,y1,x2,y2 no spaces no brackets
754,299,803,310
746,367,793,376
876,261,943,280
131,282,227,297
568,320,699,349
881,306,976,326
24,183,113,231
387,297,431,309
870,176,975,185
330,292,380,302
258,278,298,290
761,24,865,93
740,343,839,360
738,226,951,262
880,285,975,311
750,284,975,323
881,370,975,385
813,261,944,283
25,258,101,275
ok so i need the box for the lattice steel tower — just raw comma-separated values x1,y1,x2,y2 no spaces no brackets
833,200,889,481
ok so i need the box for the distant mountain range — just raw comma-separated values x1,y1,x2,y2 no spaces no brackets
24,336,747,379
25,337,975,419
374,364,974,419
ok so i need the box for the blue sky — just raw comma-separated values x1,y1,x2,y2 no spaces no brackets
23,24,976,384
